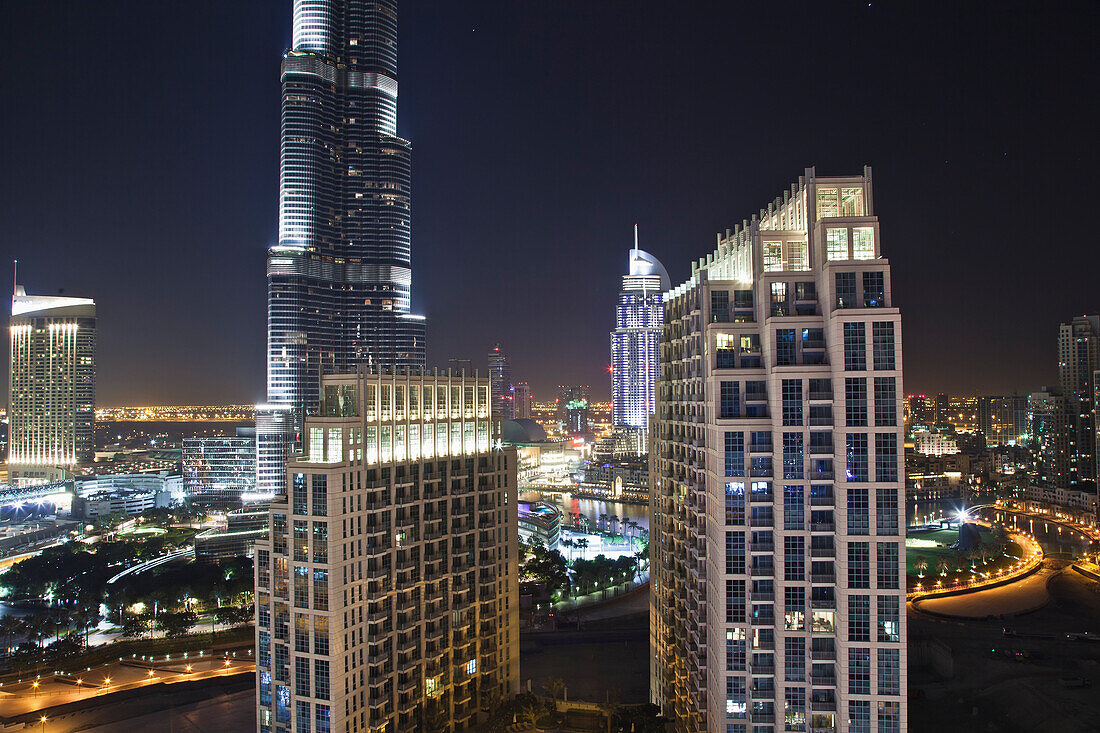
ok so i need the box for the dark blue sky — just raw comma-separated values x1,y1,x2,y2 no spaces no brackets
2,1,1097,405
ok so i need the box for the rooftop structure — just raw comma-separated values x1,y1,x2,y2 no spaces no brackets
255,367,519,732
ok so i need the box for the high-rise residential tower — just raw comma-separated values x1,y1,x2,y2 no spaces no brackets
611,226,669,454
488,344,514,420
650,168,906,732
260,0,426,494
255,368,519,733
1056,316,1099,489
8,286,96,486
1027,388,1061,486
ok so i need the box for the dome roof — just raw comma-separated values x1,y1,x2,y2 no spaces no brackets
628,248,671,291
500,418,547,444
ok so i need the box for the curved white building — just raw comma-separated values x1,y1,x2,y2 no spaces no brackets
611,227,669,454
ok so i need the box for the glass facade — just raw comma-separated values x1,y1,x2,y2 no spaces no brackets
263,0,426,493
611,241,670,443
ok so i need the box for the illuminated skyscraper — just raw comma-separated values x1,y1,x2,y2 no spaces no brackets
1056,316,1099,489
255,369,520,732
488,344,514,420
651,168,906,731
8,286,96,486
261,0,426,494
610,226,669,453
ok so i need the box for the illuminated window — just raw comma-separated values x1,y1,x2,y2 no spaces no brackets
852,227,875,260
325,428,341,462
771,283,789,317
825,228,848,261
762,241,783,272
811,609,835,633
816,187,839,219
784,240,808,271
465,659,477,675
841,187,864,216
308,428,325,463
426,676,442,697
725,676,747,718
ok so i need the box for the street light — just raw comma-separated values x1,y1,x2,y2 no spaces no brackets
32,680,39,698
40,716,47,732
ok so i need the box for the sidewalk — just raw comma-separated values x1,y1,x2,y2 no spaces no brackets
553,572,649,613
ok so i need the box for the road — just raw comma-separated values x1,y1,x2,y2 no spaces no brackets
909,563,1100,733
79,689,254,733
0,656,253,720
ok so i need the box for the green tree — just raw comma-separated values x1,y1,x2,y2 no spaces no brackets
158,610,198,638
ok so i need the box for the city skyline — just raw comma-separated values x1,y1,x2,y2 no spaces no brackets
2,2,1098,404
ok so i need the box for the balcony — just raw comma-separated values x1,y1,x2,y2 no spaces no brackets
810,546,835,558
809,522,835,532
810,572,836,584
811,672,837,687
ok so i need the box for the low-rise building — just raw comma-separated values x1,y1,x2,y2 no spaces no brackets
913,428,959,456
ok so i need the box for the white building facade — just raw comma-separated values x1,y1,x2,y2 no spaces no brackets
611,229,670,454
650,168,906,732
255,368,519,733
8,287,96,486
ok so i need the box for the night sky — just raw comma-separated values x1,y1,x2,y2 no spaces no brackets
2,1,1097,406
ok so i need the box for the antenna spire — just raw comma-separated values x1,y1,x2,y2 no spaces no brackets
633,224,639,254
12,259,17,299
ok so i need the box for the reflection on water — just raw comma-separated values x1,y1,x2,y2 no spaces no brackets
522,491,649,534
991,510,1099,555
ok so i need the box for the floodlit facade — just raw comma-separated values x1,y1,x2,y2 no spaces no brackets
183,429,258,503
650,168,906,732
911,429,959,457
488,344,514,421
261,0,426,494
611,228,670,453
8,286,96,486
255,368,519,733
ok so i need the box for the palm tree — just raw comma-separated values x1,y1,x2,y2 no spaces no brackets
937,558,950,577
600,690,622,733
543,677,566,711
914,558,928,579
0,617,21,655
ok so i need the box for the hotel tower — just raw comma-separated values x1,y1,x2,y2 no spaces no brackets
611,226,669,454
8,286,96,486
650,168,906,732
259,0,426,496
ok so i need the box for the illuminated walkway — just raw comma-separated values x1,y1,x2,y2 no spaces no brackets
0,655,253,721
913,559,1058,618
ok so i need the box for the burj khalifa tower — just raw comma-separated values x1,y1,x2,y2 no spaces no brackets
257,0,426,494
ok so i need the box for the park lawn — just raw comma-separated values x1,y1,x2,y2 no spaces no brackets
906,527,1023,590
